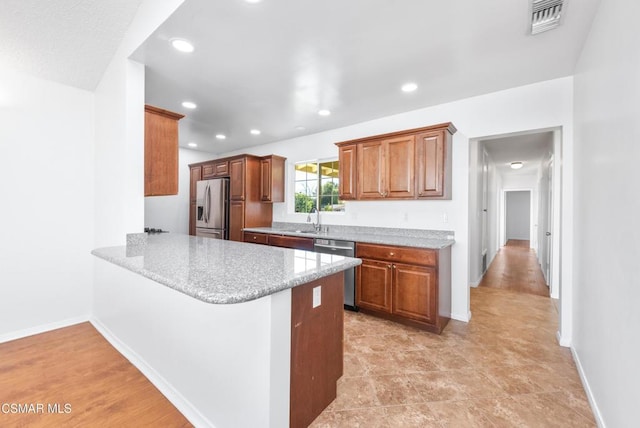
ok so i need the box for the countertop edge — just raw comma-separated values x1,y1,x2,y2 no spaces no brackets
242,227,455,249
91,247,361,305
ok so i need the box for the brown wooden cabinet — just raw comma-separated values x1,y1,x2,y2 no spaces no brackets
189,153,284,241
203,160,229,179
260,155,286,203
268,234,314,251
356,242,450,334
336,123,455,201
337,145,357,200
189,165,202,236
243,231,270,245
144,105,184,196
416,129,452,199
229,158,246,201
229,201,245,242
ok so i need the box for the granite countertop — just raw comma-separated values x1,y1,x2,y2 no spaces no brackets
243,223,455,250
91,233,361,305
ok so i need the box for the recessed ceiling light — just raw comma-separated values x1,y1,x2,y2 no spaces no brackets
171,38,194,53
295,126,306,131
401,82,418,92
318,109,331,116
510,161,524,169
216,134,226,140
250,129,261,135
182,101,197,109
188,142,198,148
245,0,262,3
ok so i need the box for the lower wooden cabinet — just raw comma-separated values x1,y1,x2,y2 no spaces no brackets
356,242,450,334
229,201,245,242
243,231,269,245
268,234,314,251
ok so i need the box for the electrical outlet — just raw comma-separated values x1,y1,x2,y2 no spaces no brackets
443,212,449,223
313,286,321,308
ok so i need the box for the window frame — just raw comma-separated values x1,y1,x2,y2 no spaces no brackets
292,158,343,214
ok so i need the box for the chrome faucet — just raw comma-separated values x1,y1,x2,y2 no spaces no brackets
307,207,321,232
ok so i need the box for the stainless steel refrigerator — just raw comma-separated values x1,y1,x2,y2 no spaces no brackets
195,178,229,239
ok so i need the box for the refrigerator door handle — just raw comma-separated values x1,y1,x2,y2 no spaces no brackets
204,183,210,224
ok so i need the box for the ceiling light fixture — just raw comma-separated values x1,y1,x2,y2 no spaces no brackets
318,109,331,116
401,82,418,92
188,142,198,148
245,0,262,3
531,0,563,35
216,134,226,140
171,38,195,53
295,126,306,131
250,129,261,135
510,161,524,170
182,101,197,109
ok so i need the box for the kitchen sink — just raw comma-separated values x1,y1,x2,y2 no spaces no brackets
294,230,317,234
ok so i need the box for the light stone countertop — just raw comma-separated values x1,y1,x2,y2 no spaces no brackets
243,223,455,249
91,233,361,304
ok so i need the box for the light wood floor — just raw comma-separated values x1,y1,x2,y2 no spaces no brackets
0,323,191,427
479,239,550,296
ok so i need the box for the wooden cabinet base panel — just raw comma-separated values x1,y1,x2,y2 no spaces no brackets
358,307,450,334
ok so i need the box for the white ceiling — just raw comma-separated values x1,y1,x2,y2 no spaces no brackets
0,0,143,90
482,131,554,176
132,0,600,154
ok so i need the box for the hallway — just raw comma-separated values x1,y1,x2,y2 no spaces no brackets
479,240,550,296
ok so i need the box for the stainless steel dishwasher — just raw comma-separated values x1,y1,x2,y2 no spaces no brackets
314,238,357,311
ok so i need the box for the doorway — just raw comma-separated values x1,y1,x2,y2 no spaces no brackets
504,190,531,245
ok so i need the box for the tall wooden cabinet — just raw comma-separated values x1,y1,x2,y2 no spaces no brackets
189,154,286,241
356,242,451,334
336,122,455,201
144,105,184,196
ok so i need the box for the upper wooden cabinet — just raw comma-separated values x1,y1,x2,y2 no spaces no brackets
260,155,286,203
336,122,455,201
229,157,246,201
144,105,184,196
337,145,357,200
203,160,229,179
416,129,451,199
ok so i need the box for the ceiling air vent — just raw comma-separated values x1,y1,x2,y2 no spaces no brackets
531,0,564,35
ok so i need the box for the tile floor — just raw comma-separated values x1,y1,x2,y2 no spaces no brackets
310,287,596,427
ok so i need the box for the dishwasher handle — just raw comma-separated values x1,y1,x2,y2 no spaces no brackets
314,243,355,252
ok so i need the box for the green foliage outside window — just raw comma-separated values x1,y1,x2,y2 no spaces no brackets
294,160,343,213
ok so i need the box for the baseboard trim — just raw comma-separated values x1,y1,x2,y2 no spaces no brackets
0,315,90,344
571,346,606,428
450,311,470,322
556,330,571,347
470,278,482,288
90,317,214,428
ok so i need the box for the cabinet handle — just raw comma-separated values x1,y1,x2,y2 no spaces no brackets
389,252,395,256
253,236,257,240
392,264,396,269
387,264,392,269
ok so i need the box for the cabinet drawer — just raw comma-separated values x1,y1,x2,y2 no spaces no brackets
243,232,269,245
269,235,314,251
356,243,436,266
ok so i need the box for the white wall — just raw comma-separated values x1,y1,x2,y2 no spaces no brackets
144,148,212,234
214,77,574,324
572,0,640,425
94,0,185,247
0,67,94,339
505,191,531,240
500,174,538,249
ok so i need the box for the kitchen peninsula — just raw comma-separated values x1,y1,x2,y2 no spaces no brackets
91,233,361,428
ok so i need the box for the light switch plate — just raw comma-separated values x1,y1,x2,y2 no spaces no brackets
312,286,321,308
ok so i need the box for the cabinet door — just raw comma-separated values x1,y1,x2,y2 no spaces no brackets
416,130,447,198
385,135,415,198
213,160,229,176
357,259,392,313
229,158,245,201
190,166,202,202
338,145,357,200
268,234,314,251
229,201,245,242
260,157,272,202
392,263,437,324
144,106,183,196
357,140,386,199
